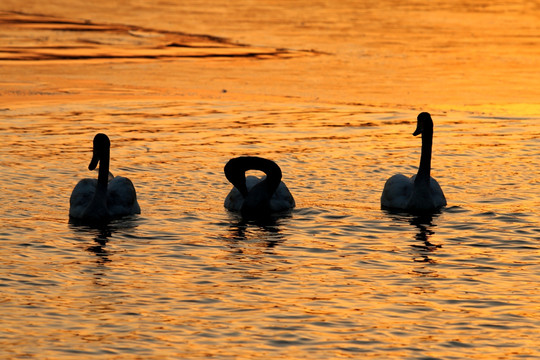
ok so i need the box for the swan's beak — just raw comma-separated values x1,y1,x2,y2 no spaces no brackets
413,123,422,136
88,154,99,171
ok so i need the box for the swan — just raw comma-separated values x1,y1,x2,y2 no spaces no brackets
224,156,295,218
381,112,446,212
69,133,140,222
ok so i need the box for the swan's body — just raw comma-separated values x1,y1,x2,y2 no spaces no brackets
381,174,446,211
224,156,295,218
225,175,295,212
69,133,140,222
381,112,446,212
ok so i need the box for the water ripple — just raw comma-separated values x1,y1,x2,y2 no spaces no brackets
0,99,539,358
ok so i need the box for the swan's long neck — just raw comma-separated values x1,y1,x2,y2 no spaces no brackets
415,128,432,185
96,150,110,193
82,133,112,221
250,158,282,194
225,157,282,196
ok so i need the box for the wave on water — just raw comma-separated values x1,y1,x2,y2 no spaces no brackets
0,11,323,61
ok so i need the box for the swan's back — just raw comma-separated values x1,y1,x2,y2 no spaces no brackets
224,175,259,211
69,176,140,220
407,176,446,210
69,178,98,218
224,175,295,213
107,176,140,216
270,181,296,212
381,174,413,210
381,174,446,211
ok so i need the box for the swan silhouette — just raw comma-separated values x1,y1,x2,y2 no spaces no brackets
224,156,295,218
69,133,140,222
381,112,446,212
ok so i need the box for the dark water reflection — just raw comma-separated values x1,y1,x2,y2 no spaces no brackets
385,211,444,265
86,227,112,264
218,214,290,263
70,217,140,263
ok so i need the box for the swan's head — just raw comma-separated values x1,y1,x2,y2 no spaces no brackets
224,158,248,196
413,112,433,136
88,133,111,170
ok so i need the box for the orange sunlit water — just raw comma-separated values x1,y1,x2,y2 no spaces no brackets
0,1,539,359
1,1,539,113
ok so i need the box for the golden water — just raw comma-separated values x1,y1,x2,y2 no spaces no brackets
0,1,539,359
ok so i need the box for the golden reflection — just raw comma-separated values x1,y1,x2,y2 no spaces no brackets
0,11,315,62
1,1,539,358
2,1,538,113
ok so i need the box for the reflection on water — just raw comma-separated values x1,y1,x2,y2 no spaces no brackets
1,1,539,359
0,98,539,359
70,217,140,265
0,11,318,61
221,217,287,261
410,214,441,266
86,227,112,264
386,211,443,266
0,95,540,358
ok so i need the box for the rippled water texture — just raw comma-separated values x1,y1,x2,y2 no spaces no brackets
1,1,539,359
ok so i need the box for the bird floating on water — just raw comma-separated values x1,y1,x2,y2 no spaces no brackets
224,156,295,219
381,112,446,212
69,133,140,222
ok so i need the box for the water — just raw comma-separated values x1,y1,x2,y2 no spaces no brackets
1,2,539,359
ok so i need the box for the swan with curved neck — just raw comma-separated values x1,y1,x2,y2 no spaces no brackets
224,156,295,218
381,112,446,212
69,133,140,222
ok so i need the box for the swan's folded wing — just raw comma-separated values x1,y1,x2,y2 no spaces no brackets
380,174,413,209
270,181,295,211
225,175,262,211
429,177,447,207
107,176,141,216
69,178,97,217
224,187,244,211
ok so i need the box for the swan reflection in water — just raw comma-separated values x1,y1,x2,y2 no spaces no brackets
86,227,113,265
409,213,442,265
69,217,139,268
221,213,290,258
385,210,443,268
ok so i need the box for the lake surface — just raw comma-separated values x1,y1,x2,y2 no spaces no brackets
0,1,539,359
